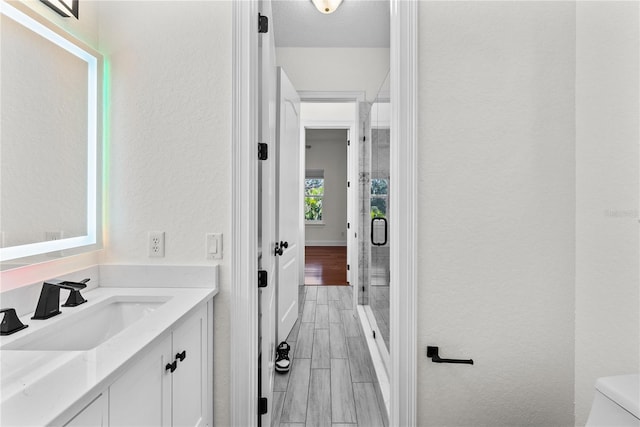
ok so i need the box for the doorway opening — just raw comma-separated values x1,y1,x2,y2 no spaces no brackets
299,99,360,295
304,127,348,287
230,1,418,425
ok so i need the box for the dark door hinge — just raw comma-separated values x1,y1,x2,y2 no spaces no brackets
258,143,268,160
258,14,268,33
373,330,376,339
259,397,268,415
347,181,350,188
258,270,268,288
347,222,350,229
347,140,351,146
363,136,366,142
347,264,350,271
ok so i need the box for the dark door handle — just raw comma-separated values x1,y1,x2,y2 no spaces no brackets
274,243,283,256
427,346,473,365
280,241,288,249
176,350,186,362
371,217,387,246
165,360,177,373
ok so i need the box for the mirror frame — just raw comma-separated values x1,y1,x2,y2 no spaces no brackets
0,1,102,262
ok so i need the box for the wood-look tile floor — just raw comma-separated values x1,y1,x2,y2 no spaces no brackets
272,285,388,427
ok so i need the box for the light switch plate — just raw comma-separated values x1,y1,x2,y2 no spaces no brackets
206,233,223,259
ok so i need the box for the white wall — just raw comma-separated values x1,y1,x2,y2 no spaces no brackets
417,2,576,425
305,129,348,246
276,47,389,101
575,3,640,425
97,2,232,425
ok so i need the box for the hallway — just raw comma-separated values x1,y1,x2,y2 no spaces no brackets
271,285,388,427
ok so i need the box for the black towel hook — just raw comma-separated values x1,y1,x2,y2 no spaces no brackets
427,346,474,365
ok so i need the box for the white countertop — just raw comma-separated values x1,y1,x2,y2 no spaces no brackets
0,285,217,426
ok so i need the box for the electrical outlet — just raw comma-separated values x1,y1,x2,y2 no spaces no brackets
45,231,64,257
45,230,64,241
148,231,165,257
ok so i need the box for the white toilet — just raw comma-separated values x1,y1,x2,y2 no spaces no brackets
586,374,639,426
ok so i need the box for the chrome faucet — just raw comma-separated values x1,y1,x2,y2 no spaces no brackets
32,278,89,320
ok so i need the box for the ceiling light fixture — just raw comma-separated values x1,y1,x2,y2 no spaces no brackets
311,0,343,14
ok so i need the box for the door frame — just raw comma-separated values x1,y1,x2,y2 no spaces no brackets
230,1,417,425
298,91,363,309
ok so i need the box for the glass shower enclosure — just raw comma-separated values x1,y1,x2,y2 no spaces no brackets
360,71,391,370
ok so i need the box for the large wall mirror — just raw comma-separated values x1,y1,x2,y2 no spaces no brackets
0,1,102,269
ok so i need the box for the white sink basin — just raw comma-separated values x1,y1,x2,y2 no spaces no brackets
2,296,170,351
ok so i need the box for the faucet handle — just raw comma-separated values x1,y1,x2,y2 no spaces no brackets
0,308,28,335
45,278,89,291
62,278,89,307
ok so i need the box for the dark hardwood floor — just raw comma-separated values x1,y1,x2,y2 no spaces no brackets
304,246,348,286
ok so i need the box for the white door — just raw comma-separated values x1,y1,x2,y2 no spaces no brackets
258,2,278,425
276,67,301,344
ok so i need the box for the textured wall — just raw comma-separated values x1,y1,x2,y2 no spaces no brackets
575,3,640,425
305,129,348,245
97,2,232,425
417,2,576,425
276,47,389,101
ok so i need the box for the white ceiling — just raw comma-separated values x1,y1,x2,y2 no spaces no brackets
271,0,390,48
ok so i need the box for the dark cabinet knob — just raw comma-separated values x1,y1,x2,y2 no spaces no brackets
165,360,177,373
176,350,186,362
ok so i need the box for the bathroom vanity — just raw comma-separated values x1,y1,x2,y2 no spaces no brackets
0,266,218,427
0,4,221,425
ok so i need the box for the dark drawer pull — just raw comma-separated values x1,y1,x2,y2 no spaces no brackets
176,350,186,362
427,346,473,365
165,361,177,373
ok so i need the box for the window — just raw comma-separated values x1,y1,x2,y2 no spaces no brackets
371,178,388,218
305,170,324,223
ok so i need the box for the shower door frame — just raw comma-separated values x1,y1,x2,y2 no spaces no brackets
362,103,392,387
230,1,418,425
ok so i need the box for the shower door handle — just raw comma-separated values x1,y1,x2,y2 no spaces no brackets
371,217,387,246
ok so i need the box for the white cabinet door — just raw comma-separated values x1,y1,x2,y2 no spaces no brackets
275,67,301,344
63,394,108,427
110,335,172,427
171,306,207,427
